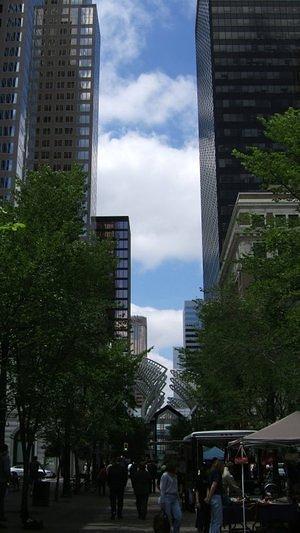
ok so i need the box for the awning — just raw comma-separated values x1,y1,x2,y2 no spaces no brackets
242,411,300,446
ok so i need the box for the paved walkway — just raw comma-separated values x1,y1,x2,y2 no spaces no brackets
4,482,198,532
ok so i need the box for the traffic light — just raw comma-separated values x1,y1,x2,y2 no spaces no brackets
123,442,128,452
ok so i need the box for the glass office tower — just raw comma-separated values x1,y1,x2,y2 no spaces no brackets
196,0,300,292
27,0,100,219
92,216,131,343
0,1,38,200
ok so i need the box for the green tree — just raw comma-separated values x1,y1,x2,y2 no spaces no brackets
181,108,300,430
233,107,300,200
0,166,133,519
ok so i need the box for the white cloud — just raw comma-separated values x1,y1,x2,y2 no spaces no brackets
98,131,201,269
131,303,183,350
97,0,157,67
100,71,196,130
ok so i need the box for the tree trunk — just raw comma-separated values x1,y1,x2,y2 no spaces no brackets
74,450,81,494
20,437,33,523
54,457,61,502
0,339,9,444
62,421,71,497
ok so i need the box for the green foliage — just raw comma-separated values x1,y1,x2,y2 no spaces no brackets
181,109,300,430
0,166,138,508
233,108,300,200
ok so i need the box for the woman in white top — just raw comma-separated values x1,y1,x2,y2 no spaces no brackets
160,462,182,533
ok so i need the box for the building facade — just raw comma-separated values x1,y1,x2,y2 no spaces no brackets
27,0,100,219
131,316,147,357
183,300,201,351
196,0,300,292
219,192,300,292
0,1,38,200
92,216,131,343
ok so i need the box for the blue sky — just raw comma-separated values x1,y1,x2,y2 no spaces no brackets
96,0,202,371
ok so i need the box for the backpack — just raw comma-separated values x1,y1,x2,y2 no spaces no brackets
153,510,170,533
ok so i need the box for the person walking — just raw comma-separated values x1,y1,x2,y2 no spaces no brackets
0,444,10,523
132,462,151,520
97,462,107,496
107,457,128,520
204,459,224,533
147,459,158,494
160,462,182,533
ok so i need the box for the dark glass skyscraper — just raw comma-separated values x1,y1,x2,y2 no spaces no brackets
92,216,131,344
196,0,300,292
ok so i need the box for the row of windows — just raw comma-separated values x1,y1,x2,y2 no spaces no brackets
5,31,22,42
35,47,92,57
0,109,16,120
0,125,15,136
211,6,300,15
0,142,13,153
0,177,12,188
0,159,13,171
216,85,295,94
33,58,92,68
214,44,299,52
213,17,299,27
215,71,282,81
2,61,19,72
0,93,17,104
35,126,89,136
34,150,89,159
214,31,300,40
215,58,299,67
0,77,18,87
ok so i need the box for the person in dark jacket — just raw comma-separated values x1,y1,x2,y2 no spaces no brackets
132,462,151,519
107,457,128,519
0,444,10,523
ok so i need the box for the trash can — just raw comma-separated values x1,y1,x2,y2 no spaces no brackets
32,480,50,506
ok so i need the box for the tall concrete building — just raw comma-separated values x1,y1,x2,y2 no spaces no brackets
0,0,100,219
0,1,38,200
27,0,100,219
183,300,201,351
131,316,147,356
196,0,300,292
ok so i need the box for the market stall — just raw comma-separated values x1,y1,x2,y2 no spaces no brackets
226,412,300,532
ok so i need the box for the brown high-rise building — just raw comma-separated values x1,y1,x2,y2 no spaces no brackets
27,0,100,219
0,1,100,219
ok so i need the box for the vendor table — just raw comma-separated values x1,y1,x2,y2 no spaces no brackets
256,502,299,531
223,502,256,532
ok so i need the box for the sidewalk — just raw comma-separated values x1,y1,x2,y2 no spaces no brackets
4,482,198,532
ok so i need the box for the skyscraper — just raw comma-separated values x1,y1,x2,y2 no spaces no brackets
0,1,38,200
196,0,300,292
27,0,100,219
92,216,131,343
131,316,147,357
0,0,100,219
183,300,201,351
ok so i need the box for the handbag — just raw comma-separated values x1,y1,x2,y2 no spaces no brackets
153,509,171,532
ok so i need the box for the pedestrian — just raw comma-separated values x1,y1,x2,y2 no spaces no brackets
107,457,128,520
132,462,151,520
29,456,44,492
204,459,224,533
159,462,182,533
195,464,210,533
147,459,158,493
97,462,107,496
0,444,10,523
